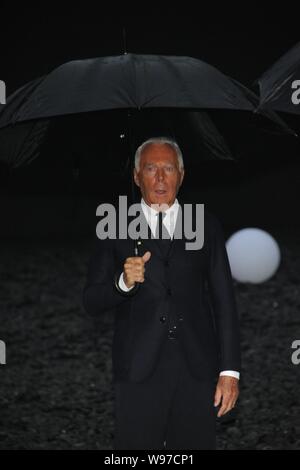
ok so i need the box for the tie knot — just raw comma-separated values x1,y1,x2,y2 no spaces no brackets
157,211,167,221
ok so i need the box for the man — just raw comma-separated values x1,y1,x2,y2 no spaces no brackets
83,137,241,450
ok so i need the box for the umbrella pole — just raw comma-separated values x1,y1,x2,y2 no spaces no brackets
122,26,127,55
127,110,139,256
126,110,136,205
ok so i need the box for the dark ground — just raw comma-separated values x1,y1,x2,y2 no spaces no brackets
0,229,299,450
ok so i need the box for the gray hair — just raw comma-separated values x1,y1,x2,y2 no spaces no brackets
134,137,184,171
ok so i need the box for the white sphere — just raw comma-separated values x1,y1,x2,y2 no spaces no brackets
226,228,281,284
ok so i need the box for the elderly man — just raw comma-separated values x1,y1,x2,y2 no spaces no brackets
83,137,241,450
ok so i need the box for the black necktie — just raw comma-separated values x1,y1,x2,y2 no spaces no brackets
155,212,172,257
155,211,169,239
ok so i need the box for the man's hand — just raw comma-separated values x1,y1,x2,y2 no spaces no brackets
214,376,239,418
123,251,151,288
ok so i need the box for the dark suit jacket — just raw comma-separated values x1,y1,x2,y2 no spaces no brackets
83,203,241,383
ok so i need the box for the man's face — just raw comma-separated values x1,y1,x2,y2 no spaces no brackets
133,143,184,208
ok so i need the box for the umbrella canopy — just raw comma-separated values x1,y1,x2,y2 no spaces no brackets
256,42,300,115
0,53,294,169
0,53,257,126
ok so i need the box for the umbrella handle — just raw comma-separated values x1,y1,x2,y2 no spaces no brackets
134,237,141,256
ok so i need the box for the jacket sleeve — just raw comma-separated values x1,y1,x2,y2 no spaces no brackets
82,236,140,316
207,215,241,372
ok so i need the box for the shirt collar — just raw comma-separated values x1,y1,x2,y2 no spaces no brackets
140,198,179,237
141,197,179,216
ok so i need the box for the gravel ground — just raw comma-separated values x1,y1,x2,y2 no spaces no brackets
0,234,299,450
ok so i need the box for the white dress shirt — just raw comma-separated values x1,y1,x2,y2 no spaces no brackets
118,198,240,380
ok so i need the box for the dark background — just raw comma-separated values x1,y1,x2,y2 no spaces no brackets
0,4,299,450
0,4,300,239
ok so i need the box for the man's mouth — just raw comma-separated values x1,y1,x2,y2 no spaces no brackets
155,189,167,195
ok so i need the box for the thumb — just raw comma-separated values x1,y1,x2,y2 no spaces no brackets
142,251,151,263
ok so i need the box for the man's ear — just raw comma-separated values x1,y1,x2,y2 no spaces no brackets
134,168,140,187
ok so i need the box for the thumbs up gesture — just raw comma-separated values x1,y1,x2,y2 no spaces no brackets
123,251,151,288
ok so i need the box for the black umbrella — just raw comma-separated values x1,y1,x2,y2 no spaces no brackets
0,53,292,171
256,42,300,115
0,54,259,124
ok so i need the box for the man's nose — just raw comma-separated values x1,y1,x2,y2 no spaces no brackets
156,168,165,180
